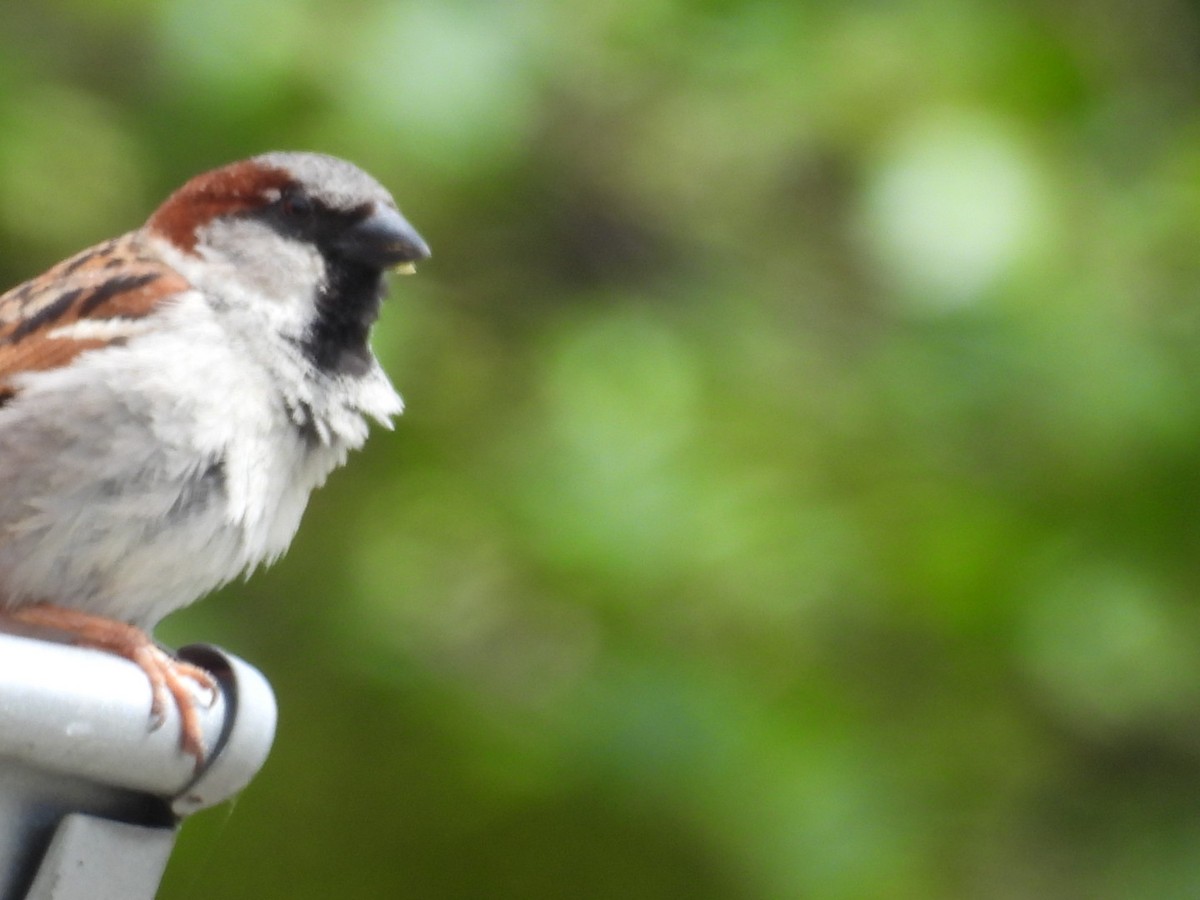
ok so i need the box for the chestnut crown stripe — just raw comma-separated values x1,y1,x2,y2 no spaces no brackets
0,159,291,347
147,160,293,253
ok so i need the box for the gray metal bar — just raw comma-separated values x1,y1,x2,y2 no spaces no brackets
0,631,276,899
171,643,277,817
24,816,174,900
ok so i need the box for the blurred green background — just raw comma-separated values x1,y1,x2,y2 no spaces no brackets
3,0,1200,897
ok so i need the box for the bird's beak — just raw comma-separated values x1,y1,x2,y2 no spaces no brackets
339,205,431,273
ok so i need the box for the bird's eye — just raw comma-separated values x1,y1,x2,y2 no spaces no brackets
280,188,313,218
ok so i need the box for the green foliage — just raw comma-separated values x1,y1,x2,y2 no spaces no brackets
4,0,1200,896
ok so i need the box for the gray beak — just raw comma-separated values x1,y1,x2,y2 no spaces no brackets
339,205,431,271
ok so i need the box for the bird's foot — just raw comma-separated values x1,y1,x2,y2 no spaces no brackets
2,603,217,768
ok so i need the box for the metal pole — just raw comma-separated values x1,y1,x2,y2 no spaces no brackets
0,632,276,899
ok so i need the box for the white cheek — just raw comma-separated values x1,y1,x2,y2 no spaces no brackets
152,225,327,339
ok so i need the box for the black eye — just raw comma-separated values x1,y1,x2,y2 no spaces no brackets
280,188,313,218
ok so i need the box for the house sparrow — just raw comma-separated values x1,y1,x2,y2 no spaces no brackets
0,152,429,765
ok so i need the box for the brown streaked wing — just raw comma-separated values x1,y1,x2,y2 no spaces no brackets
0,232,190,393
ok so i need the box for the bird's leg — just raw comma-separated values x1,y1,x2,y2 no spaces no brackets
1,602,217,767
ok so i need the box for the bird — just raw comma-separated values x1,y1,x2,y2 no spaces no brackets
0,151,429,765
